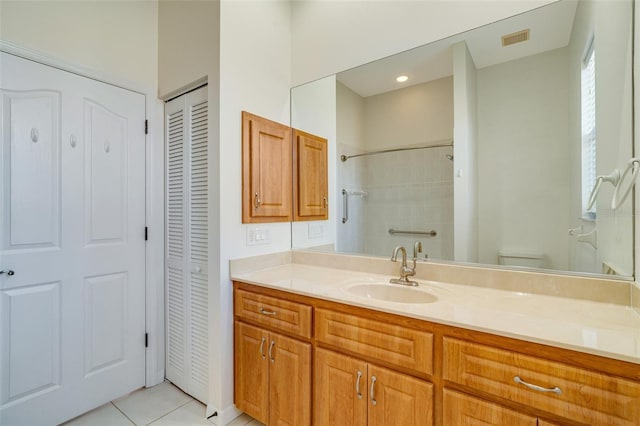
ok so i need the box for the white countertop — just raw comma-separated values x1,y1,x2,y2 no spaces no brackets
232,263,640,364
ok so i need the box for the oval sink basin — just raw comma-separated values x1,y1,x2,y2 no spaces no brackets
347,284,437,304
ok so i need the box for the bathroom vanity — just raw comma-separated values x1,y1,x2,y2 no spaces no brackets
231,254,640,426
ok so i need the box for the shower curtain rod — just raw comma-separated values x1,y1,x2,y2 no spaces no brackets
340,139,453,162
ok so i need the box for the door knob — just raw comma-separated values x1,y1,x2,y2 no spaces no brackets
0,270,15,276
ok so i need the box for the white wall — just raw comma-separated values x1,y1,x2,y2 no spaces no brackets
0,1,158,90
635,0,640,299
158,1,219,98
476,48,570,269
290,75,337,250
364,77,453,151
591,0,634,276
336,81,366,152
216,1,291,421
565,0,634,276
452,42,478,263
335,82,366,253
290,0,556,86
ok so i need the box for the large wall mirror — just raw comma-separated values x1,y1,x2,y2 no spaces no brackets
291,0,635,280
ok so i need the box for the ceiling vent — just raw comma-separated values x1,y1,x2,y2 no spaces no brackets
502,29,530,47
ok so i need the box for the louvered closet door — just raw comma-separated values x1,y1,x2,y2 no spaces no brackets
165,86,208,403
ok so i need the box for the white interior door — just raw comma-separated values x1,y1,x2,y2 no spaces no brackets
0,52,146,426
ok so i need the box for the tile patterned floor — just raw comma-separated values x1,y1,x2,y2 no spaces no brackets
62,381,262,426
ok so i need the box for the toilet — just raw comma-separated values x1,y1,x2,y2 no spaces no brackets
498,250,548,269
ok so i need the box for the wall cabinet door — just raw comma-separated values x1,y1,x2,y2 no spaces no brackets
235,322,269,424
242,111,292,223
368,364,433,426
314,348,367,426
293,129,328,221
314,348,432,426
443,389,537,425
235,321,311,425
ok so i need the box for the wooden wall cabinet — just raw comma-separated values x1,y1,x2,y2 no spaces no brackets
293,129,328,221
241,112,329,223
234,321,311,425
242,111,292,223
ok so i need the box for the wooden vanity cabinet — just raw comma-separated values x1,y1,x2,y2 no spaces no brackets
443,390,537,425
293,129,328,221
233,282,640,426
443,337,640,426
242,111,292,223
234,321,311,425
314,348,433,426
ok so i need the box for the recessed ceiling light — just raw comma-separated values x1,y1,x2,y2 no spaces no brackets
396,75,409,83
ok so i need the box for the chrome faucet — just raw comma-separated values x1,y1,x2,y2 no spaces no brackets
390,245,419,286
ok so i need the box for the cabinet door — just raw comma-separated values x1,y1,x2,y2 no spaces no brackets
443,389,537,425
314,348,367,426
242,111,292,223
293,129,328,221
368,364,433,426
269,332,312,425
234,322,269,424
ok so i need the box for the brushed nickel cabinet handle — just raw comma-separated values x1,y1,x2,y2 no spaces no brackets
260,308,277,317
356,370,363,399
268,340,275,363
254,193,262,209
370,375,377,406
514,376,562,395
259,337,266,360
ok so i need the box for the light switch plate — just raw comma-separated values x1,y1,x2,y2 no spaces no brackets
247,228,271,245
308,222,324,239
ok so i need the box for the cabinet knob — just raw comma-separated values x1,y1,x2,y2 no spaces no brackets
254,193,262,209
323,196,328,208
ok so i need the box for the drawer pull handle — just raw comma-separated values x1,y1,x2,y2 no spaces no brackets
260,308,277,316
370,375,377,406
514,376,562,395
259,337,266,360
268,340,275,363
356,370,363,399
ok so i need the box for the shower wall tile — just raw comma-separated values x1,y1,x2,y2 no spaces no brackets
356,147,454,260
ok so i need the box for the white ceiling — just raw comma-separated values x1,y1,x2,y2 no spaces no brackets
337,0,578,98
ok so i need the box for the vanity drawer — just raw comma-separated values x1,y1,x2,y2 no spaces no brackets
443,337,640,425
234,289,312,339
315,309,433,375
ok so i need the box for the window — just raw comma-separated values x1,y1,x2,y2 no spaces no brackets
581,40,596,219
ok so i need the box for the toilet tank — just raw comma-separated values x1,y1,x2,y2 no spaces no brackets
498,250,547,269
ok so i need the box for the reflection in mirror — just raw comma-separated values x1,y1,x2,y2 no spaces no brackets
291,0,634,279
